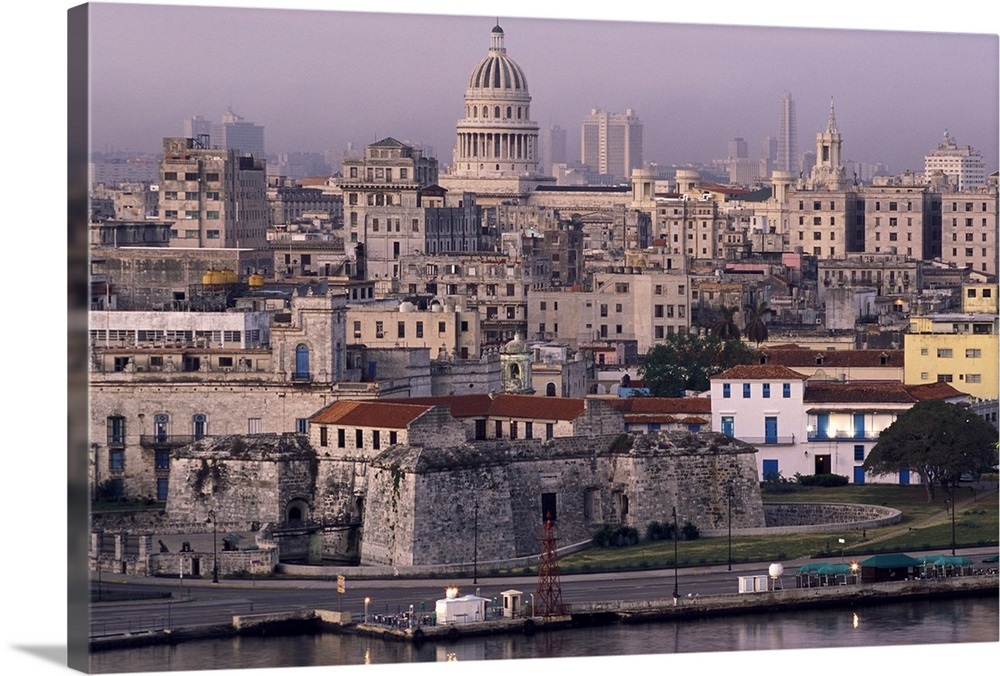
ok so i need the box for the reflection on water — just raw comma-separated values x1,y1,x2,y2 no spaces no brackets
90,596,999,674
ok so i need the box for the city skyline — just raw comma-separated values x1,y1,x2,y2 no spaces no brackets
88,3,998,178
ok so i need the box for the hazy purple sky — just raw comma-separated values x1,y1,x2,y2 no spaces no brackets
88,2,998,175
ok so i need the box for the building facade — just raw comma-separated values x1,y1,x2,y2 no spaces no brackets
158,137,270,249
580,108,643,182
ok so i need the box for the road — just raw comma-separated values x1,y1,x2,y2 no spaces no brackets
89,545,999,637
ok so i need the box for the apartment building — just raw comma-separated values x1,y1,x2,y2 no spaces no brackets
158,137,269,249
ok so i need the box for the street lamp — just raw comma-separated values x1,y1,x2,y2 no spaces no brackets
838,538,845,563
208,509,219,583
726,484,734,572
364,597,370,625
672,506,680,600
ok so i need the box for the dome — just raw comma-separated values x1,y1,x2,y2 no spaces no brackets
501,334,528,355
467,24,528,93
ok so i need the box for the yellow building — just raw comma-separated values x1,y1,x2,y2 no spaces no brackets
904,290,998,400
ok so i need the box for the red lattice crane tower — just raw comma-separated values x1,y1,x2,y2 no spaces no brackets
536,516,564,617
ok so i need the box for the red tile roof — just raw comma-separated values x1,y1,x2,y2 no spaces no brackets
606,397,712,414
712,365,809,380
311,394,593,427
804,381,967,405
761,348,904,368
903,382,968,401
489,394,586,421
401,395,494,418
309,400,433,428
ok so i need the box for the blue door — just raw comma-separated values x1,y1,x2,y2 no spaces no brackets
816,413,829,439
853,466,866,484
853,413,865,439
899,467,910,485
294,344,310,380
721,416,734,437
762,459,779,481
764,417,778,444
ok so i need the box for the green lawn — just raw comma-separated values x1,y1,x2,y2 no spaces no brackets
538,483,999,576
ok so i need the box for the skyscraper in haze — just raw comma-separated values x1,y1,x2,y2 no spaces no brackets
777,92,798,176
540,124,568,176
581,108,643,182
211,108,265,158
183,115,212,142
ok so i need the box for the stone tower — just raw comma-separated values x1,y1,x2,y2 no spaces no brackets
807,98,849,191
499,333,532,393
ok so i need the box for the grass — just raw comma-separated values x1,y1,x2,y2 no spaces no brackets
544,483,999,575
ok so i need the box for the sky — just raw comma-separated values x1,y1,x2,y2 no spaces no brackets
1,3,997,676
87,2,999,175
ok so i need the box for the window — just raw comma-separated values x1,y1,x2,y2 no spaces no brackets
107,416,126,445
192,413,207,440
155,450,170,470
854,445,865,461
783,383,791,398
109,449,124,471
937,348,953,358
398,322,405,339
723,383,731,398
337,428,346,448
525,422,533,439
966,374,982,384
319,426,329,447
546,423,554,440
762,383,771,399
372,430,381,450
937,374,953,383
389,431,397,445
356,429,363,448
157,478,169,501
743,383,751,398
248,418,262,434
510,422,518,439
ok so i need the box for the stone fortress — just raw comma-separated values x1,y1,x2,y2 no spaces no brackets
162,399,766,568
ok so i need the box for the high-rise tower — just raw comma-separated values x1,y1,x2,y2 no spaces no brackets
777,92,798,176
924,130,987,191
580,108,643,182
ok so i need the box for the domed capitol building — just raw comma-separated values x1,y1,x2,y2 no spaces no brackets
439,23,555,203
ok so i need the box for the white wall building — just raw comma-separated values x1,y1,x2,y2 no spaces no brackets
924,130,987,191
710,364,970,485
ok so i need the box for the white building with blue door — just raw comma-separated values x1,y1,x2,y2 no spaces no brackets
710,365,969,484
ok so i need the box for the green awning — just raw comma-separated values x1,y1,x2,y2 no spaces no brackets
860,553,920,569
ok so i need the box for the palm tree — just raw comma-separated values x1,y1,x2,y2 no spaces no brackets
711,305,741,341
744,302,771,347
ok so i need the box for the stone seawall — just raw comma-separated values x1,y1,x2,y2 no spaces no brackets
90,576,998,651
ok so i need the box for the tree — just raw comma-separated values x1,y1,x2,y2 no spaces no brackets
863,400,998,502
743,302,771,347
710,305,741,341
638,332,758,397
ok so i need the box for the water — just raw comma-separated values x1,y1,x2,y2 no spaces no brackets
90,595,999,674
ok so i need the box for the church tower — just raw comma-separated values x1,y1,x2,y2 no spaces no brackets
807,98,849,191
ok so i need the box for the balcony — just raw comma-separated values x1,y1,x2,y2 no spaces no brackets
733,435,797,446
807,431,881,442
